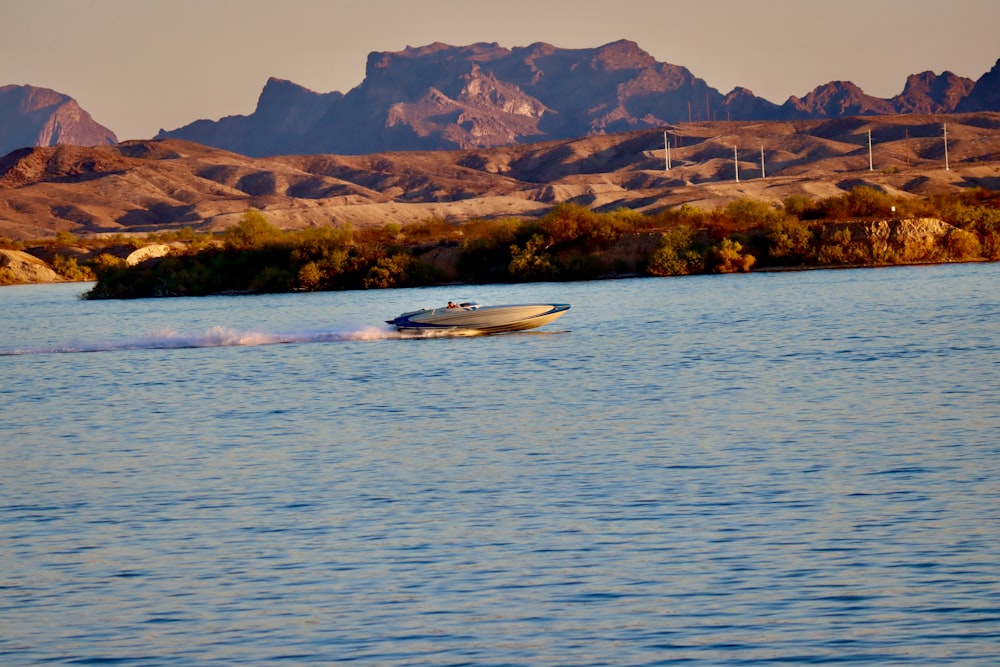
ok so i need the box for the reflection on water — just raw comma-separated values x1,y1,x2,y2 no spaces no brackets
2,265,999,665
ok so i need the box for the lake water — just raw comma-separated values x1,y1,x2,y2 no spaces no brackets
2,264,999,665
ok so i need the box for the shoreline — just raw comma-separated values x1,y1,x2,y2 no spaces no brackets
3,256,992,293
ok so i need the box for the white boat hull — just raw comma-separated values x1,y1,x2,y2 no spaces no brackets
387,303,570,334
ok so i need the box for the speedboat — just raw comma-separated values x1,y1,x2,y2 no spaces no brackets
387,302,570,334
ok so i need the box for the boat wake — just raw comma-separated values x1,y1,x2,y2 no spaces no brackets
0,325,460,356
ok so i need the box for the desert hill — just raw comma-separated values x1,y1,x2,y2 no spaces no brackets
155,40,998,156
2,113,999,240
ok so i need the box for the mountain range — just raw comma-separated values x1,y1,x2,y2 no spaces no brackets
2,40,999,159
153,40,999,156
3,112,999,240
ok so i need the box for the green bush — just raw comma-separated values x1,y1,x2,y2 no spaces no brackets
509,234,556,281
814,186,898,220
55,230,78,247
224,209,282,250
51,254,96,281
654,203,706,227
90,253,128,275
725,198,783,226
845,187,895,217
782,195,820,220
762,218,813,264
647,226,705,276
297,261,323,291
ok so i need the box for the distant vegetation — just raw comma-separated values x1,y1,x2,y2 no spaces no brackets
3,187,997,294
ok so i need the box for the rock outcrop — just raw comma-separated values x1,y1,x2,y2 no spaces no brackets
125,244,175,265
833,217,958,262
0,249,63,284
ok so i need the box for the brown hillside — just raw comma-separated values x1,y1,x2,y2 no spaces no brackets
2,113,999,240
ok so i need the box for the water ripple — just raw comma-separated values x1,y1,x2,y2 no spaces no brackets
2,265,999,665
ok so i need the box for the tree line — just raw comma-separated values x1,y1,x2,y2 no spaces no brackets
2,186,996,295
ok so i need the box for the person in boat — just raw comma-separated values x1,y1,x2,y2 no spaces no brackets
447,301,458,308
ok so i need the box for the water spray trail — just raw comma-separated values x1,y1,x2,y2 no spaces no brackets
0,325,425,356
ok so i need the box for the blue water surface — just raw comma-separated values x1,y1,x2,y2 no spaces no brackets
2,264,999,665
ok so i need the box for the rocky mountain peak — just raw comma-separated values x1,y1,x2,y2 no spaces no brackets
783,80,895,118
254,77,342,119
0,84,117,155
957,58,1000,112
590,39,657,70
894,71,974,113
259,77,317,102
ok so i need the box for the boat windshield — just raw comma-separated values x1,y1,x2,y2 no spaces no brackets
458,302,480,309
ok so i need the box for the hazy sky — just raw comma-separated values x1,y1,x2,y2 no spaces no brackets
3,0,998,141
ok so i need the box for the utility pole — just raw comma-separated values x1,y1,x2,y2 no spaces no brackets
905,128,910,168
943,123,950,170
734,146,740,183
664,131,671,171
760,145,765,179
868,129,873,171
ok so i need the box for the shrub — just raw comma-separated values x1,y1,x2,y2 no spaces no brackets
709,238,756,273
509,234,556,281
55,230,78,247
90,253,128,276
845,187,895,217
762,218,813,263
782,195,819,220
653,203,706,228
363,253,412,289
587,209,637,246
461,218,522,246
540,203,589,244
946,229,982,260
981,229,1000,261
647,226,705,276
51,254,96,281
725,198,783,226
250,265,294,293
815,187,898,220
560,253,605,280
815,228,843,265
400,218,461,244
224,209,281,250
457,218,530,281
297,262,323,291
537,205,639,250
